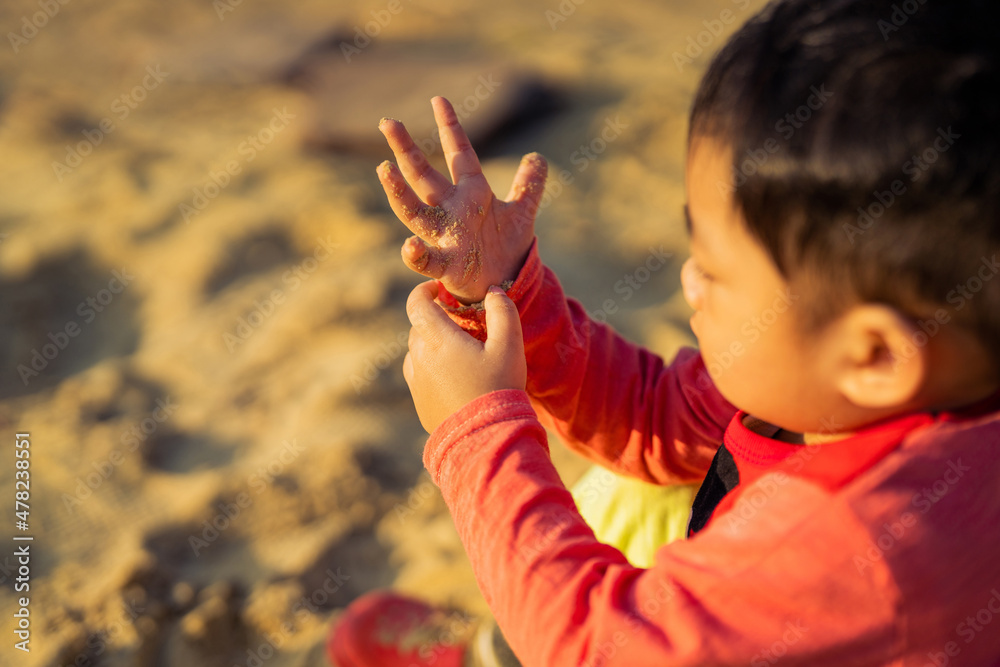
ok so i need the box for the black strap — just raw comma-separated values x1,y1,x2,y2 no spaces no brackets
687,443,740,537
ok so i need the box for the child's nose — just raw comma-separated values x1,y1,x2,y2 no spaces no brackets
681,258,704,311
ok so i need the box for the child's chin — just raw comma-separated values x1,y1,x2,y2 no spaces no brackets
689,315,702,340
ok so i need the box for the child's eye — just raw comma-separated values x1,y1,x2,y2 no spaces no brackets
693,261,714,282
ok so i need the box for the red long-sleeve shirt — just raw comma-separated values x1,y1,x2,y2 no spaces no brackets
426,238,1000,666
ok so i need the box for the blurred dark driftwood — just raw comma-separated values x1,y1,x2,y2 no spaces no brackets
281,37,562,157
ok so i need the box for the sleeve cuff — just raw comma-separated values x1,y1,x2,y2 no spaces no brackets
423,388,543,484
434,238,543,342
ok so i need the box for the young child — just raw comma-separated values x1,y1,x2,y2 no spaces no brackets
329,0,1000,664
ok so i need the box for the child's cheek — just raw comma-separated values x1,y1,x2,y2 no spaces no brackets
680,258,706,312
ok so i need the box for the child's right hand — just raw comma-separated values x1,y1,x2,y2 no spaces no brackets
378,97,548,305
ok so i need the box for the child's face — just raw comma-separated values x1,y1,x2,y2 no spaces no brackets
681,137,841,433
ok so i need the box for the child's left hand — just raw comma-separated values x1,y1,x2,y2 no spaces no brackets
403,280,526,433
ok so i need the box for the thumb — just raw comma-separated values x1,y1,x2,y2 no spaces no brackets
483,285,523,357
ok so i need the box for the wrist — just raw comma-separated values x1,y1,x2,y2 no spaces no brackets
441,238,537,303
444,265,528,307
434,237,541,341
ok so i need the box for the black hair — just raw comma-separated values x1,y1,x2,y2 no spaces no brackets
690,0,1000,362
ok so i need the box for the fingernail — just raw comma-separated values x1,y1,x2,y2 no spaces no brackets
488,285,505,296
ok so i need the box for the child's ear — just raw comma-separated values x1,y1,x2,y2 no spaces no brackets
830,304,927,410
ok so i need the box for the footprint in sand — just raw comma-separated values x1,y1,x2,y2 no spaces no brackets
0,247,141,399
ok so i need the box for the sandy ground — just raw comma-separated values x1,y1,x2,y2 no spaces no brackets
0,0,763,664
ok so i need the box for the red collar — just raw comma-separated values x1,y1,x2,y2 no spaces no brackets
724,409,937,492
704,395,999,532
724,385,1000,491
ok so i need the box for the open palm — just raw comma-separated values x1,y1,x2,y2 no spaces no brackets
378,97,548,305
